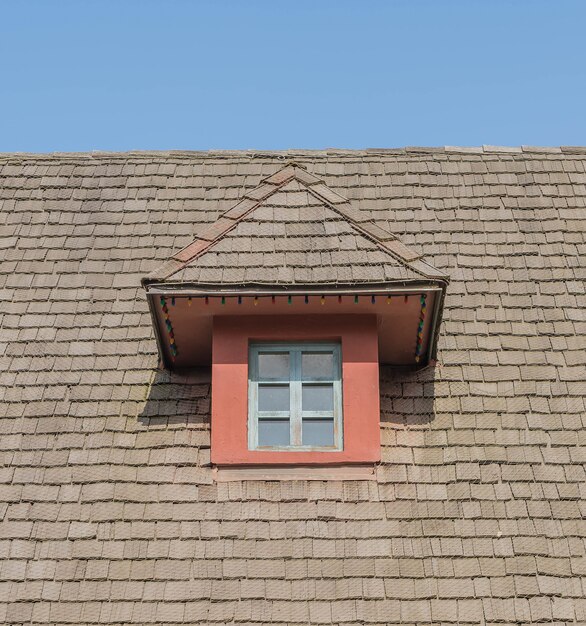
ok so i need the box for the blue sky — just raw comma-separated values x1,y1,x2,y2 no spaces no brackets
1,0,585,152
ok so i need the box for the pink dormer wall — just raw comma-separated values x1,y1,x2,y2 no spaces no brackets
211,315,381,466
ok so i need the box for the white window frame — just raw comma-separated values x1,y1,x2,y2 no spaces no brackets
248,342,343,451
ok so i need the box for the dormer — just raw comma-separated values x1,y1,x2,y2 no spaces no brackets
142,163,448,469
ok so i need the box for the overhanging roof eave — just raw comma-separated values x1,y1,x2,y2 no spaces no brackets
143,279,449,296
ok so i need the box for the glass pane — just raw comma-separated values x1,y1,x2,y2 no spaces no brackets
302,384,334,412
258,352,289,380
258,384,289,412
302,352,334,380
303,419,334,446
258,419,290,446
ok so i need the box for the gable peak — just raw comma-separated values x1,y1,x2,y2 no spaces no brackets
261,161,322,187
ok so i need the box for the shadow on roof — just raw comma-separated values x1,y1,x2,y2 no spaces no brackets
137,367,211,427
380,363,437,426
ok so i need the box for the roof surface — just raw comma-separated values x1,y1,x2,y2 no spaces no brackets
1,148,585,624
145,162,446,286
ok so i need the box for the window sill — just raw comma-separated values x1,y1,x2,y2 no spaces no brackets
213,464,376,482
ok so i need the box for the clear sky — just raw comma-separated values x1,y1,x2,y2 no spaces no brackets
1,0,585,152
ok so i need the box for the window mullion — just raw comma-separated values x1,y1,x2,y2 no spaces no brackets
291,349,302,446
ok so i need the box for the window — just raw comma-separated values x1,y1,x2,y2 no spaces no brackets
248,343,343,451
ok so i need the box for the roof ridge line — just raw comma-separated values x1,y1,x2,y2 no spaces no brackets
3,146,586,161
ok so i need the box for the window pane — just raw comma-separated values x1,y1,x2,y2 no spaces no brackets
258,352,289,380
303,419,334,446
258,384,290,412
258,419,290,446
302,351,334,380
302,384,334,412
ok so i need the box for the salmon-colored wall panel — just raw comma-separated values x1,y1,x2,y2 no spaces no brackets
211,315,381,465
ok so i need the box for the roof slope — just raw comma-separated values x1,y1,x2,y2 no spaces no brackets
145,162,446,286
0,148,585,624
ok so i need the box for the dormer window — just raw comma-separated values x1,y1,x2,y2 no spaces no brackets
142,162,449,475
248,342,343,450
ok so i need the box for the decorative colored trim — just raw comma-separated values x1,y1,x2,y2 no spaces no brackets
414,293,427,363
151,292,435,306
160,296,177,360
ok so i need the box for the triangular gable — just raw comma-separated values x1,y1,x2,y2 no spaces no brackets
143,162,447,286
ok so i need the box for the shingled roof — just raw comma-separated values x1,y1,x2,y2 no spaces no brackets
144,162,447,287
1,147,586,624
